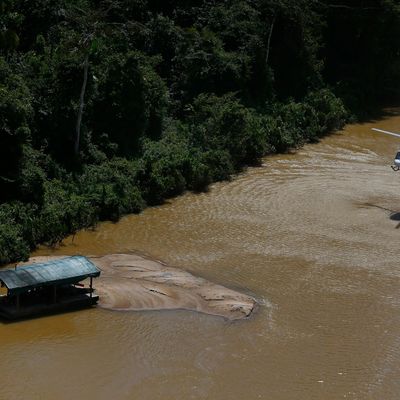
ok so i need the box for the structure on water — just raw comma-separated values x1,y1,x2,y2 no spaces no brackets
0,256,100,320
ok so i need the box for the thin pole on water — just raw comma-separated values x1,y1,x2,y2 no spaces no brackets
372,128,400,139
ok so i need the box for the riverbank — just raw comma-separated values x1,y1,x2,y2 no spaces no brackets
0,89,347,266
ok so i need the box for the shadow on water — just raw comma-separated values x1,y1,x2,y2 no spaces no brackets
0,304,97,325
360,203,400,228
352,105,400,124
390,212,400,222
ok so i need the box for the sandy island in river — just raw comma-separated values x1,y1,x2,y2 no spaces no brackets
23,254,256,320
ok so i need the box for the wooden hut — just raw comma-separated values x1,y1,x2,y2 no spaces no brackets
0,256,100,320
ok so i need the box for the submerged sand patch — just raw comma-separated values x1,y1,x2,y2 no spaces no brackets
22,254,256,320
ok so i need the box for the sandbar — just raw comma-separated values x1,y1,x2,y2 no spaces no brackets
22,254,256,320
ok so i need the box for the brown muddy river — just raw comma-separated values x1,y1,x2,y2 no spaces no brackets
2,111,400,399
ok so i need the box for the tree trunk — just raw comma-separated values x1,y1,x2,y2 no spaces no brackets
265,14,276,70
75,53,89,155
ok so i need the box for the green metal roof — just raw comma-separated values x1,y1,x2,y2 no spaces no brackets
0,256,100,295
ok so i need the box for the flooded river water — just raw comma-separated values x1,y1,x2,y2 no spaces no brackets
2,111,400,399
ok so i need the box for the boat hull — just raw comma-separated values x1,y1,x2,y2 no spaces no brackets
0,294,99,320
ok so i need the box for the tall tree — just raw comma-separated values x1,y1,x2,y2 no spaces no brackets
62,1,113,155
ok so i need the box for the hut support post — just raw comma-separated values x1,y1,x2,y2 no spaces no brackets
16,294,20,310
90,277,93,298
53,286,57,303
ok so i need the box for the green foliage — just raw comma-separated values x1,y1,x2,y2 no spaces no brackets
188,94,267,167
0,57,33,201
304,89,347,135
0,202,35,264
18,145,46,205
263,89,347,152
0,222,29,265
92,51,168,155
0,0,23,52
139,133,191,204
200,149,234,182
172,26,251,106
38,180,96,245
79,159,145,220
